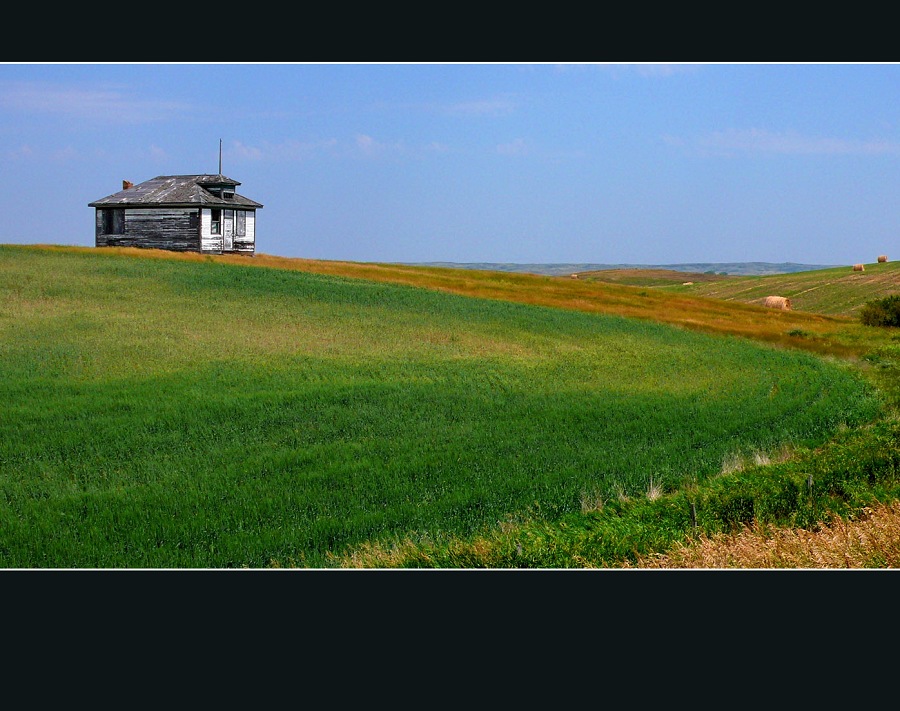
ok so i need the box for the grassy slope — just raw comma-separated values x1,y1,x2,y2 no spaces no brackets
3,245,898,568
202,252,900,568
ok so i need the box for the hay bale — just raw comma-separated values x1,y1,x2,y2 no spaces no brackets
878,255,888,263
853,264,865,271
764,295,791,310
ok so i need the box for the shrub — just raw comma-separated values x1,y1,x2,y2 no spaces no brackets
859,295,900,328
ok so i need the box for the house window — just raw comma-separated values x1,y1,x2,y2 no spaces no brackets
189,212,199,230
236,210,246,237
211,209,221,235
102,208,125,234
224,191,234,200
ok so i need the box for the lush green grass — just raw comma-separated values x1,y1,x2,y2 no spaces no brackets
355,415,900,568
0,246,884,567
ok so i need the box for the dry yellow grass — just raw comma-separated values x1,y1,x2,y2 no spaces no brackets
624,500,900,568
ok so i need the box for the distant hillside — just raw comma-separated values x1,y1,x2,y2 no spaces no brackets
405,262,838,277
672,260,900,317
573,269,730,288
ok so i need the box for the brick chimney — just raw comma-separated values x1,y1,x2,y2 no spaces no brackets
123,180,134,190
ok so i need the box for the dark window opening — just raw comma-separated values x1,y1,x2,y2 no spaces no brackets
211,208,221,235
189,212,199,230
102,208,125,235
224,191,234,200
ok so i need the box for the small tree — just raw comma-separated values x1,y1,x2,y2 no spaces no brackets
859,294,900,327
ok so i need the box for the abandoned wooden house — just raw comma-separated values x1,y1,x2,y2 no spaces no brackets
88,174,263,255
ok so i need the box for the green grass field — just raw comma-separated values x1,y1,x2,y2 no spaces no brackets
0,245,883,568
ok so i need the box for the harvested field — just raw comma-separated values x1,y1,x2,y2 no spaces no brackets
669,261,900,317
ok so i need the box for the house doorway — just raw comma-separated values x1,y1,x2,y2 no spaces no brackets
223,210,234,250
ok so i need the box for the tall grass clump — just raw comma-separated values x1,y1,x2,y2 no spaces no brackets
0,245,884,567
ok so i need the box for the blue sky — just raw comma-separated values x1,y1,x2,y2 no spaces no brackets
1,62,898,265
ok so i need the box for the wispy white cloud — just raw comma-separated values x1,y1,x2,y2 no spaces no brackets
355,133,413,157
555,63,696,78
355,133,379,154
497,137,528,156
52,146,78,161
493,137,584,162
147,145,168,162
0,81,192,122
443,97,517,116
5,142,175,162
6,144,33,159
4,143,77,161
383,95,517,117
671,128,900,156
225,136,427,162
630,63,692,78
227,138,338,161
230,141,265,160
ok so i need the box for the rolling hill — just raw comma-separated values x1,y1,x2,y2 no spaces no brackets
62,246,873,358
1,244,898,568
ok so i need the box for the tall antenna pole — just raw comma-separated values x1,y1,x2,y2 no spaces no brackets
218,139,222,175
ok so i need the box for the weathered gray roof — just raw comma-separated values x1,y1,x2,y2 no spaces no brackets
88,175,264,208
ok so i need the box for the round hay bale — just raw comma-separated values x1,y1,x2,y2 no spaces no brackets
764,295,791,310
853,264,865,271
878,255,888,263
